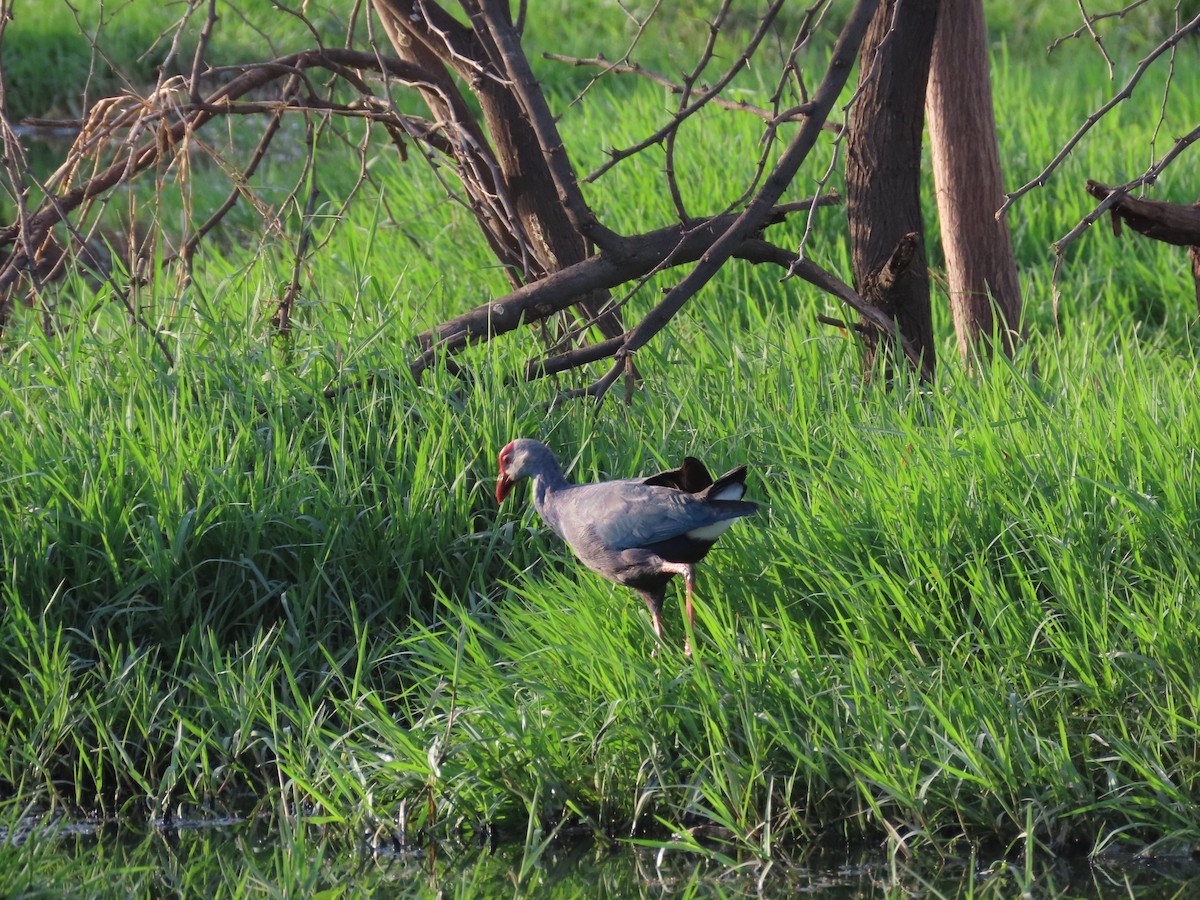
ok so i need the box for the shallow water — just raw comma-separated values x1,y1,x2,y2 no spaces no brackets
4,814,1200,897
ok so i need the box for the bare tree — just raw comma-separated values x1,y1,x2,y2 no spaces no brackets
6,1,1193,396
0,0,933,402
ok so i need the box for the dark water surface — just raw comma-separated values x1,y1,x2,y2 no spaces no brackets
4,814,1200,897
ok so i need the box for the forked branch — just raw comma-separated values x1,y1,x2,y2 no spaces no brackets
565,0,910,404
999,7,1200,221
0,48,436,323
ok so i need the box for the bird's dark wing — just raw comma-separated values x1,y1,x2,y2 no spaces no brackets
554,482,756,554
641,457,714,493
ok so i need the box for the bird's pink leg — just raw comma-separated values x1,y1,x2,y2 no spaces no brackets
682,566,697,656
658,561,697,656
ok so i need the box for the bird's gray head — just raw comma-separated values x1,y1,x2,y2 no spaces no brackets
495,439,560,503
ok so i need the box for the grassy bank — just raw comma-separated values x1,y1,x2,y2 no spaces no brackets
2,0,1200,888
3,301,1199,858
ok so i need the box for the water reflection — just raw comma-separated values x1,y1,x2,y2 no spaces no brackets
3,813,1199,897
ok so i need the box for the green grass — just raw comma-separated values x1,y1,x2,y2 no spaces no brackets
3,296,1199,855
3,0,1200,894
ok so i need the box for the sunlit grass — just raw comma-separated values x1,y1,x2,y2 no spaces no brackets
3,290,1199,861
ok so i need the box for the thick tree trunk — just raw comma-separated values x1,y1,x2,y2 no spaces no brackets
846,0,940,379
926,0,1023,364
370,0,623,343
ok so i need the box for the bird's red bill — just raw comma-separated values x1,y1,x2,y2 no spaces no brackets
496,473,513,503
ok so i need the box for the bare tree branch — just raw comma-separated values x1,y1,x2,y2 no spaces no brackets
568,0,902,404
999,7,1200,220
545,53,825,129
188,0,221,104
0,49,430,241
1053,124,1200,254
1084,180,1200,246
406,197,857,374
272,112,320,336
0,48,445,326
579,0,789,186
1047,0,1151,57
